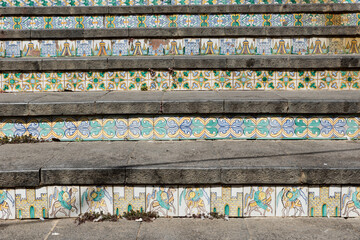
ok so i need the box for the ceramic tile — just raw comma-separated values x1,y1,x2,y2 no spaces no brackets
255,39,272,55
170,70,191,90
0,41,4,57
329,38,345,54
112,40,129,56
48,186,80,218
153,116,193,140
0,189,15,220
233,70,255,90
211,186,243,217
165,39,184,55
86,72,107,91
344,38,360,54
93,40,112,56
148,71,170,90
339,71,360,90
341,186,360,218
57,40,76,57
114,186,146,216
43,72,64,91
212,70,233,90
40,40,57,57
21,40,40,57
271,39,291,55
309,186,341,217
254,71,275,90
128,71,149,90
179,187,210,216
146,186,178,216
217,117,244,139
243,186,275,217
22,72,43,92
191,70,212,90
128,117,154,140
76,40,93,57
80,186,113,214
309,38,329,54
317,71,339,90
5,41,21,58
2,73,22,92
275,186,308,217
15,188,48,219
219,38,236,55
147,39,168,56
291,38,308,55
129,39,148,56
64,72,86,91
184,39,200,55
106,71,128,91
274,71,297,90
296,71,317,90
200,39,219,55
104,117,128,140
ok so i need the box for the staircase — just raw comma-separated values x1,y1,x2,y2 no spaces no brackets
0,0,360,220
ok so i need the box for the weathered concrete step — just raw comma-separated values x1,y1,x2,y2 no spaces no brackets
1,140,360,187
1,55,359,71
2,91,360,116
1,4,359,15
2,26,360,40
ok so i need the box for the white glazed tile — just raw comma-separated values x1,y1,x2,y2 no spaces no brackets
145,186,178,217
243,186,275,217
113,186,146,216
275,186,308,217
48,186,80,218
0,189,15,219
211,186,243,217
80,186,113,214
341,186,360,218
178,186,210,216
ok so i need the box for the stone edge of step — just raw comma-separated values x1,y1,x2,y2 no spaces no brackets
1,26,360,40
1,4,359,16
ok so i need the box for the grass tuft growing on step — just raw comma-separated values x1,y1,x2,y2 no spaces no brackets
0,135,48,144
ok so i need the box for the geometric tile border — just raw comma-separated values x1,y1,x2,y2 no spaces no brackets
1,115,360,141
0,14,359,30
5,185,360,219
2,70,360,92
2,38,360,58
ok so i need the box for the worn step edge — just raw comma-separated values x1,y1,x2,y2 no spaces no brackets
2,26,360,40
1,91,360,116
1,4,359,15
0,55,358,71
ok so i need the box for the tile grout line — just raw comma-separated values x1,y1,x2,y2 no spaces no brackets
135,222,142,240
43,219,59,240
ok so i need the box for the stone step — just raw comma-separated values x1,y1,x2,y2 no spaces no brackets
0,55,359,71
3,26,359,39
1,140,360,187
1,3,359,15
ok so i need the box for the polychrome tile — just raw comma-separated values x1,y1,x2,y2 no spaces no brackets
184,39,200,55
0,41,4,57
112,39,129,56
64,72,86,91
93,40,112,56
303,14,326,27
146,186,178,217
271,39,291,55
148,71,170,90
254,71,275,90
105,117,128,140
22,72,43,92
188,14,201,27
43,72,64,91
54,16,76,29
2,73,22,92
113,15,129,28
128,117,154,140
200,39,219,55
339,71,360,90
76,40,93,57
296,71,317,90
80,186,113,214
274,71,297,90
233,70,255,90
40,40,57,57
165,39,184,55
128,71,149,90
48,186,80,218
243,186,275,217
106,71,128,91
329,38,345,54
255,39,272,55
5,41,21,58
191,70,212,90
21,40,40,57
317,71,339,90
211,186,243,217
217,117,244,139
292,38,308,55
86,72,107,91
153,117,193,140
148,39,168,56
308,38,329,54
341,186,360,218
156,15,170,28
15,188,48,219
129,39,148,56
219,38,235,55
0,189,15,219
191,117,220,139
179,187,210,216
57,40,76,57
309,186,341,217
344,38,360,54
114,186,146,216
170,70,191,90
212,70,233,90
275,186,308,217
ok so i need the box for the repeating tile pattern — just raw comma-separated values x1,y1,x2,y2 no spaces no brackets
179,187,210,216
341,186,360,218
0,189,15,220
146,186,178,217
243,186,275,217
0,14,358,30
80,186,113,214
15,188,47,219
309,186,341,217
48,186,80,218
1,116,360,141
211,186,243,217
275,186,308,217
2,70,360,92
114,186,146,215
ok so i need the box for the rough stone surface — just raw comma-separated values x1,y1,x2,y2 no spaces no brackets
1,140,360,187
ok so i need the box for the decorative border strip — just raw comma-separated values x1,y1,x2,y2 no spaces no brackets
1,115,360,140
1,38,359,58
1,0,359,7
1,185,359,219
1,70,359,92
0,14,358,30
